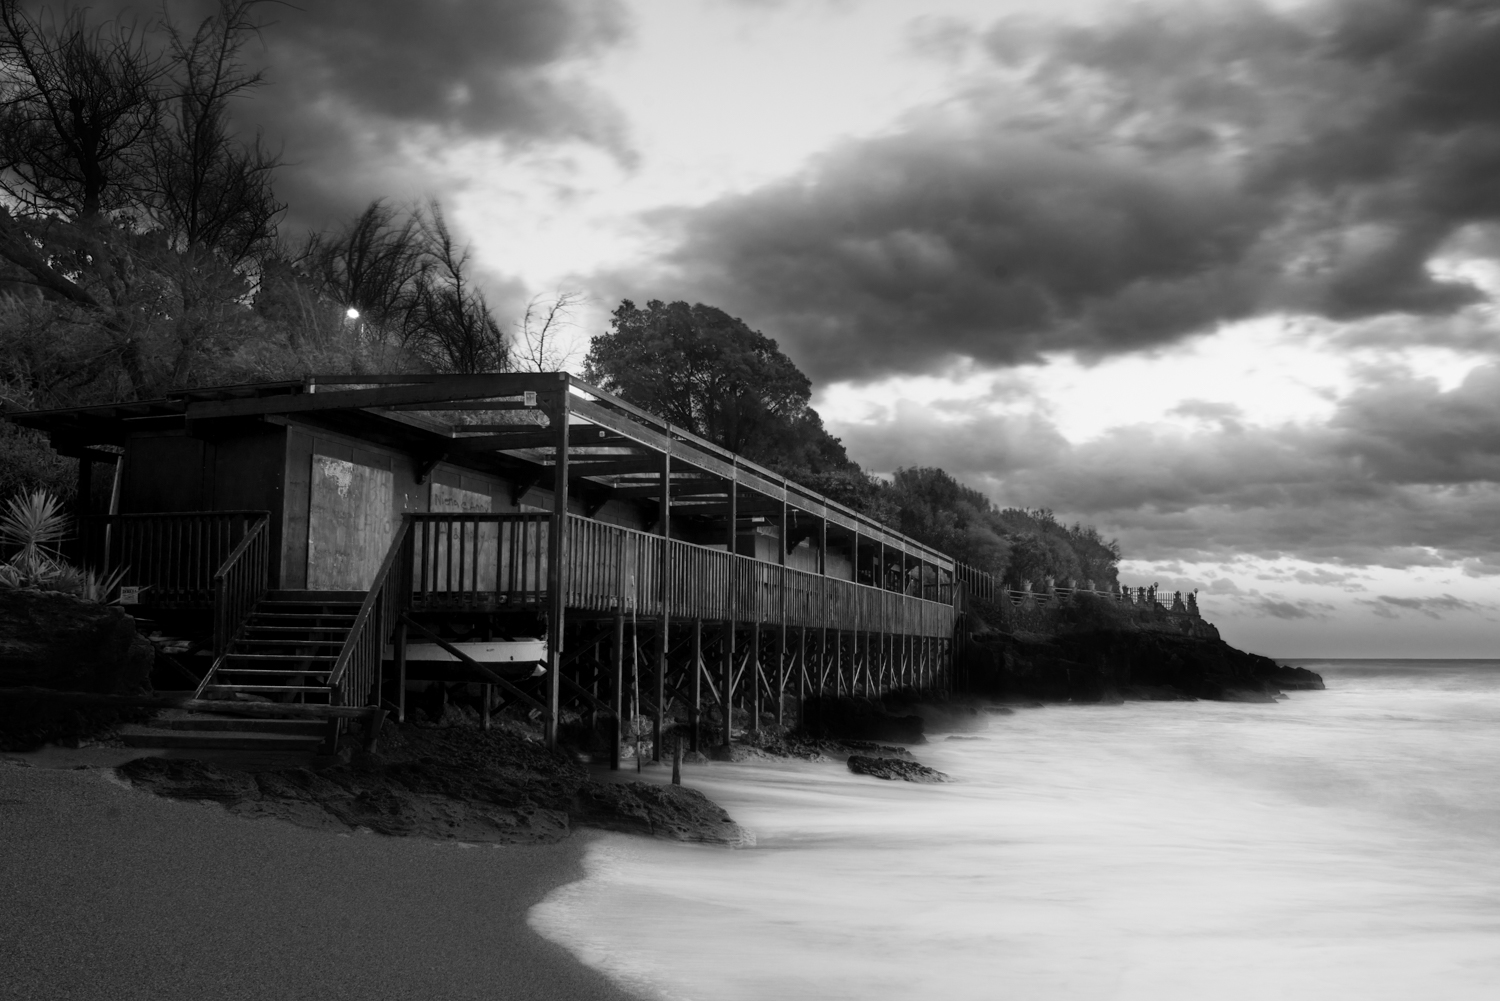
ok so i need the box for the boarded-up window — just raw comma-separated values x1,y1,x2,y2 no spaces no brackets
307,455,394,589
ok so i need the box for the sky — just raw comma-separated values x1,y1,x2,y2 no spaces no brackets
164,0,1500,657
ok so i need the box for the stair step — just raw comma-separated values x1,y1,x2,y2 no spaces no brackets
249,614,358,623
267,589,367,603
241,630,349,639
146,715,327,735
119,725,324,751
224,653,337,662
216,669,332,679
235,639,348,647
259,600,363,609
208,684,334,693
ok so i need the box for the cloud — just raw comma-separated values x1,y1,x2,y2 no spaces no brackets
608,0,1500,383
1357,593,1490,619
834,359,1500,572
1248,598,1326,620
224,0,631,227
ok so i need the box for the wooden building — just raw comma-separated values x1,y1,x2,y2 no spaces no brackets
11,373,963,757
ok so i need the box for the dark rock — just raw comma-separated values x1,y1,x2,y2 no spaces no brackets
709,743,762,762
117,725,749,846
945,735,982,741
0,588,153,693
839,740,913,759
962,628,1325,704
846,754,949,783
982,706,1016,715
801,696,925,744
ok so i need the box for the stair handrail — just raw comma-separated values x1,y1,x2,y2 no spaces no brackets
195,512,271,700
327,515,414,708
210,512,271,659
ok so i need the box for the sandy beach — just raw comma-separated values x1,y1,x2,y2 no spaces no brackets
0,755,641,1001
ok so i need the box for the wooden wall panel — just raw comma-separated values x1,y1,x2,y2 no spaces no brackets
281,430,314,588
307,454,394,590
121,433,206,512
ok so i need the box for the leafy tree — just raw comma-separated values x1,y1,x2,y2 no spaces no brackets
584,299,855,480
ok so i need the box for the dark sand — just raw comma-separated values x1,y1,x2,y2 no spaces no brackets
0,757,642,1001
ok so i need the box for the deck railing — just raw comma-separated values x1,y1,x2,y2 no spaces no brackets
567,517,957,637
211,514,270,658
86,510,270,606
392,512,956,636
409,513,549,610
328,517,414,709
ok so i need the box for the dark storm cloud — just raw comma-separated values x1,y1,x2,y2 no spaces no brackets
834,360,1500,572
231,0,629,227
1248,599,1324,621
622,0,1500,383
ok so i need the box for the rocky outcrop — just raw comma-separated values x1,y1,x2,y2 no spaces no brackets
801,696,926,744
846,754,949,783
1,588,156,750
0,588,153,693
117,723,750,846
962,627,1325,703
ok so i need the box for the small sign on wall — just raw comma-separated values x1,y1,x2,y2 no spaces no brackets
119,586,141,605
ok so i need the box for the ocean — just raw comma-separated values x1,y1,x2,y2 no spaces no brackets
529,660,1500,1000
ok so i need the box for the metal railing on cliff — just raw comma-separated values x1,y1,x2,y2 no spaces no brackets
954,562,1202,617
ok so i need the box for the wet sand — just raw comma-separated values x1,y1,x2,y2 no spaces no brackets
0,757,642,1001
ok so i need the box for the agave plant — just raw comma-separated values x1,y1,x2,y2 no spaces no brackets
0,489,70,577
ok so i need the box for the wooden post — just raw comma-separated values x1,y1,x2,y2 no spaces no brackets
544,377,571,748
750,623,761,732
691,618,702,753
722,472,737,746
481,683,492,730
776,496,787,726
395,618,408,723
795,625,806,729
721,621,735,746
655,447,671,762
611,607,625,771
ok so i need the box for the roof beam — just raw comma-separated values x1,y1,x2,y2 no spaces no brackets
448,427,631,451
184,373,568,420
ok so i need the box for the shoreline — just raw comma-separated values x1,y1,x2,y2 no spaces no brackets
0,756,644,1001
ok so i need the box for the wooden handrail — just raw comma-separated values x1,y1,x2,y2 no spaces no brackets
210,513,270,658
327,516,414,705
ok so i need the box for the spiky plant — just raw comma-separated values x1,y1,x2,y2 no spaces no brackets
0,489,70,577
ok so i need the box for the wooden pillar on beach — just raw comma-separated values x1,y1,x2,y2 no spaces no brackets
394,618,408,723
776,495,787,726
721,474,737,746
544,377,571,748
654,447,671,761
691,618,702,753
611,607,625,770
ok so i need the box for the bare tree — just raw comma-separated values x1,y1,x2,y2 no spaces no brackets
304,199,430,333
408,203,509,374
149,0,283,266
0,0,162,221
512,290,584,372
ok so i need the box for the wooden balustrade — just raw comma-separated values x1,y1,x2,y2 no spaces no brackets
211,514,270,658
328,517,414,709
409,513,548,610
85,511,269,606
409,513,958,636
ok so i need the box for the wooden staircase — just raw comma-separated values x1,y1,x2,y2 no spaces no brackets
112,591,370,756
198,590,367,703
